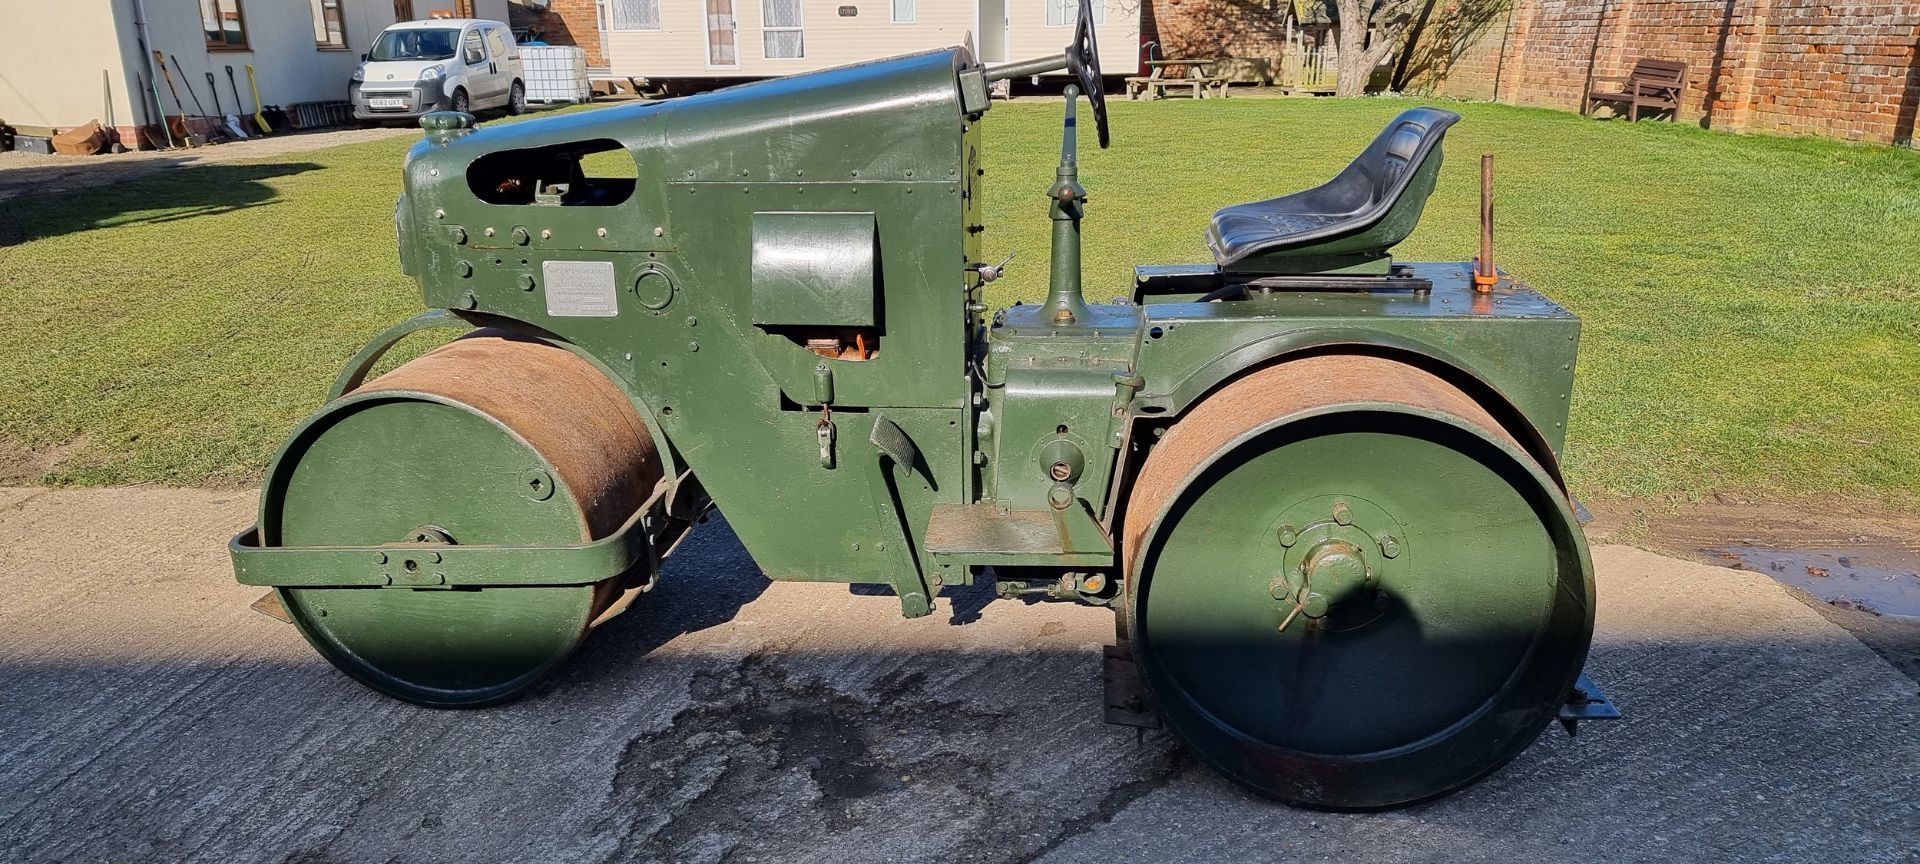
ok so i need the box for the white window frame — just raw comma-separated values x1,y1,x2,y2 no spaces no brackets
892,0,915,24
1045,0,1104,27
606,0,660,31
762,0,805,60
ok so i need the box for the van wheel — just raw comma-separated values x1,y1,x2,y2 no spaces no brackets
507,81,526,115
451,88,469,114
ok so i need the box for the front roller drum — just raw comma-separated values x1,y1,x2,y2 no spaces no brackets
1123,354,1594,809
258,332,663,707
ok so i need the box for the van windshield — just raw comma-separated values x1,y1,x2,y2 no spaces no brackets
368,28,460,62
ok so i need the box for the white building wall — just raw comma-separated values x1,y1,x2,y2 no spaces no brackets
0,0,513,135
600,0,1137,80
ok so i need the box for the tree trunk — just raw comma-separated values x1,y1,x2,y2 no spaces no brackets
1333,0,1410,96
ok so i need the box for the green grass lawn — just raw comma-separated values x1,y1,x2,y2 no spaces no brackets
3,96,1918,509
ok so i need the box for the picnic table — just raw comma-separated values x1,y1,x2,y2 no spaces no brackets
1126,58,1230,100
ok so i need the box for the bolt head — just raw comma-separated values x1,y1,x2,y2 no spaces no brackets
1378,534,1401,558
1277,524,1297,547
1333,501,1353,525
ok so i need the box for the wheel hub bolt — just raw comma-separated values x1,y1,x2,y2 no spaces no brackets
1332,501,1353,525
1276,524,1297,547
1378,534,1401,558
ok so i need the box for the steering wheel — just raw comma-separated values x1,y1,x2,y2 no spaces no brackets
1064,0,1111,148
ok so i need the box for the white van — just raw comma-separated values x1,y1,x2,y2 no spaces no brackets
351,19,526,122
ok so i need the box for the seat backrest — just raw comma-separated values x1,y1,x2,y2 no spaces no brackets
1206,106,1460,271
1628,58,1687,85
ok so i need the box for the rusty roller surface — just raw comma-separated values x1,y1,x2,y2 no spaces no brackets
263,332,664,707
355,331,664,541
1122,353,1593,809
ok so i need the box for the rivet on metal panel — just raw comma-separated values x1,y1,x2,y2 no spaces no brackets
484,226,496,237
688,342,699,352
653,226,664,237
434,209,445,219
597,227,608,237
540,228,553,240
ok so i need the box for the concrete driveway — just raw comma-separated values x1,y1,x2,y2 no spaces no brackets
1,486,1914,863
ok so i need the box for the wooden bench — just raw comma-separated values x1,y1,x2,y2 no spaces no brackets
1130,59,1229,100
1583,58,1687,121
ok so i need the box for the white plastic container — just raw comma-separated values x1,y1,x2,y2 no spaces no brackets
522,45,593,104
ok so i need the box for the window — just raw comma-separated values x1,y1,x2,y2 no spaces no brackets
608,0,659,30
311,0,347,48
763,0,804,59
485,27,509,61
369,28,460,60
1045,0,1104,26
892,0,914,22
200,0,248,49
462,29,486,65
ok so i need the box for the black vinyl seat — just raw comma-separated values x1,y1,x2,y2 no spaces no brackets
1207,107,1460,271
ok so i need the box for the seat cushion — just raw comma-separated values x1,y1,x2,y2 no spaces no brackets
1207,107,1460,268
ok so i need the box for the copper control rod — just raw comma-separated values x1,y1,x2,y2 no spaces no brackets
1474,153,1498,291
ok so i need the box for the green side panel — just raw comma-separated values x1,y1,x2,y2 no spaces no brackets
388,49,982,584
1129,262,1582,457
751,211,877,327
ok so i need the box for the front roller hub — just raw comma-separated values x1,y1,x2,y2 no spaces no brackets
260,332,662,707
1124,355,1593,809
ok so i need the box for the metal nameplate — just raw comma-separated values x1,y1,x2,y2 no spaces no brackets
543,260,619,317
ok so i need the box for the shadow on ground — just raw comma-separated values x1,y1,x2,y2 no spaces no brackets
0,161,321,247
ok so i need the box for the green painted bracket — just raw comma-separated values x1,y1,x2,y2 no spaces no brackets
231,470,703,589
328,309,475,400
231,501,654,589
866,414,934,618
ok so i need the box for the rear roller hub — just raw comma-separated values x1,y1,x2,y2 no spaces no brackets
1125,355,1593,809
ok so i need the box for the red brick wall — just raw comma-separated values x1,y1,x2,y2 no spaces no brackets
1397,0,1920,146
535,0,606,68
1145,0,1295,71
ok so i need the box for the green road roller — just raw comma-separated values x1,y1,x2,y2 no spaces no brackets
230,0,1618,809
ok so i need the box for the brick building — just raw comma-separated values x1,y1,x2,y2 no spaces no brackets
1403,0,1920,146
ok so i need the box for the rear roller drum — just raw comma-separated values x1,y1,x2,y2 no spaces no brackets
1123,354,1593,809
259,332,663,707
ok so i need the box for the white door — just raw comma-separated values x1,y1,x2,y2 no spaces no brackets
485,26,515,103
459,27,498,104
706,0,738,68
976,0,1007,63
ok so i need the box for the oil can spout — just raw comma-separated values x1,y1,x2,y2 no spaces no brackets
1044,84,1091,325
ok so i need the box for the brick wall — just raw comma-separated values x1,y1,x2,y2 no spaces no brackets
1395,0,1920,146
1150,0,1920,147
532,0,606,68
1146,0,1296,70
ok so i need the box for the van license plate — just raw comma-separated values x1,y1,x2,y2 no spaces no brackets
369,97,406,109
